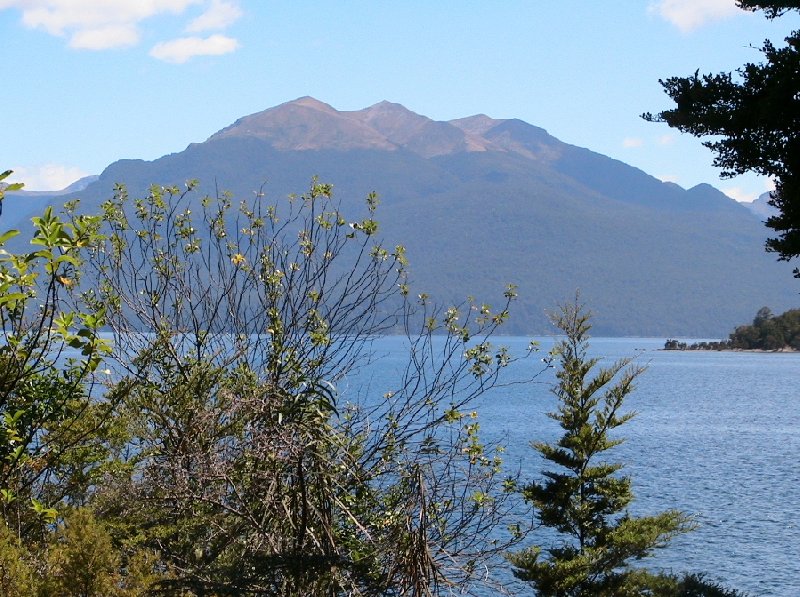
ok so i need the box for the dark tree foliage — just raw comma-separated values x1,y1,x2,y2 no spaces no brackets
673,574,749,597
644,2,800,272
729,305,800,349
738,1,800,18
665,305,800,351
644,572,750,597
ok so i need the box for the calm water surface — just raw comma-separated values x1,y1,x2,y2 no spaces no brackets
345,336,800,596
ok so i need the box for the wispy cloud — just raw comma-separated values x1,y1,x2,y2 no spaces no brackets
648,0,741,32
657,174,679,184
186,0,241,33
657,134,675,145
7,163,88,191
150,34,239,63
722,186,757,202
623,137,644,148
1,0,200,48
723,178,777,202
0,0,242,58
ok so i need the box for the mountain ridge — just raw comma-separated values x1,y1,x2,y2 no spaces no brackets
208,96,561,159
3,97,795,336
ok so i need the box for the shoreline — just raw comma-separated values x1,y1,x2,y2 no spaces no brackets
662,347,799,353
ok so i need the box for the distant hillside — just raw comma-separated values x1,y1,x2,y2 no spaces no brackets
743,192,779,221
1,175,98,227
3,98,796,336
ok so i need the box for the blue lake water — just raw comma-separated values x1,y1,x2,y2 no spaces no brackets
341,336,800,596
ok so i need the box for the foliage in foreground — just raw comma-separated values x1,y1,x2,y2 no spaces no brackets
0,170,115,538
82,179,539,595
508,298,693,595
645,1,800,272
0,170,750,595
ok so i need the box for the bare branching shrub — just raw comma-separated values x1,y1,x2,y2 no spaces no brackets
89,180,540,595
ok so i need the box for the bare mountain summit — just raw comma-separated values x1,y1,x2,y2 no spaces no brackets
209,97,395,151
208,96,554,159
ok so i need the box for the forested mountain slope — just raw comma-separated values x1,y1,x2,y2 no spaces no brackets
4,97,795,335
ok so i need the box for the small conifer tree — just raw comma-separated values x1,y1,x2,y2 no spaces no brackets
508,298,692,596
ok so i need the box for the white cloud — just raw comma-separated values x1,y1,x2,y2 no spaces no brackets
623,137,644,148
1,0,200,49
649,0,741,32
722,186,758,203
7,163,88,191
657,174,679,183
657,134,675,145
70,23,139,49
186,0,241,32
1,0,240,56
150,33,239,63
723,178,777,202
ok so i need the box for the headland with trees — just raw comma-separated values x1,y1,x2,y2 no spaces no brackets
665,306,800,352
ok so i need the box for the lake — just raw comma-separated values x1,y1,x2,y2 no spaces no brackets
343,336,800,596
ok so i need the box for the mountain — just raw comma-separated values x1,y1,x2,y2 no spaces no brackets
743,191,779,221
3,97,797,336
1,175,99,226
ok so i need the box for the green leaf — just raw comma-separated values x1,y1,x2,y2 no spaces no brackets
0,292,26,306
0,229,19,244
54,254,80,267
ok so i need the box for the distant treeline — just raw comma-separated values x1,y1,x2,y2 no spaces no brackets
665,307,800,351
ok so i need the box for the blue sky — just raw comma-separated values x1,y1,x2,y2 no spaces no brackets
2,1,798,200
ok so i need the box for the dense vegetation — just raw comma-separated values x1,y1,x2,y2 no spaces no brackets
665,306,800,351
0,171,745,595
729,306,800,350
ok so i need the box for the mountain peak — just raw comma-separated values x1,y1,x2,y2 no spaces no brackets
201,99,568,162
350,101,431,136
366,99,409,111
449,114,504,136
351,100,429,123
284,96,337,113
743,191,779,220
207,97,395,151
208,98,500,157
348,102,498,156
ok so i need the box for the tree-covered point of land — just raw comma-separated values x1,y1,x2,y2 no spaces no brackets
665,305,800,351
729,306,800,349
644,1,800,274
